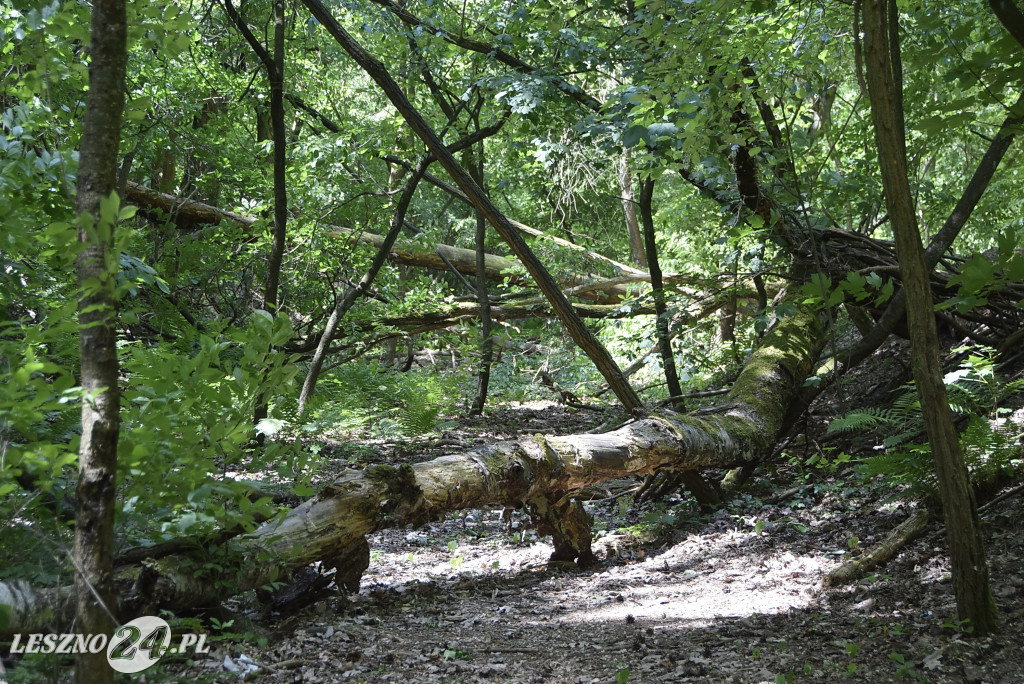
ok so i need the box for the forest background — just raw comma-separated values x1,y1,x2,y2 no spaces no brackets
2,0,1024,680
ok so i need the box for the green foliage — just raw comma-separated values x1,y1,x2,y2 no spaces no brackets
118,311,304,540
2,0,1024,630
945,231,1024,311
303,361,461,440
800,271,895,311
829,347,1023,503
442,646,474,661
889,652,919,681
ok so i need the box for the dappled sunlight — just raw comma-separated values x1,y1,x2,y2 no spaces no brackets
558,530,826,626
366,510,831,627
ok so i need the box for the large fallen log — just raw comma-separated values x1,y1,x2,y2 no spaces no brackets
0,307,823,636
124,182,641,304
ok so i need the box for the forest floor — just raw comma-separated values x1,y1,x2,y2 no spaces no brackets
169,398,1024,683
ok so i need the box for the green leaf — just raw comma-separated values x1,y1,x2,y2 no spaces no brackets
291,483,315,497
256,418,287,437
622,124,648,148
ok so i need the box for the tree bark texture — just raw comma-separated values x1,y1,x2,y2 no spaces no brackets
73,0,127,680
299,0,644,413
0,307,823,634
863,0,998,635
619,148,647,269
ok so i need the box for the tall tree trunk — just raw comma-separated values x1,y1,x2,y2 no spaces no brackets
468,147,493,415
301,0,643,414
619,148,647,269
639,177,718,506
74,0,127,680
638,177,682,400
863,0,997,635
264,0,287,314
221,0,289,429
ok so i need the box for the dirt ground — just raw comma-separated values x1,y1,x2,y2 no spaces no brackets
167,392,1024,684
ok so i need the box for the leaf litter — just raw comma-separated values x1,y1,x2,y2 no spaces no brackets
170,400,1024,684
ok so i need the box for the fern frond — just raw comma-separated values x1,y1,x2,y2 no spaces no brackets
857,446,936,501
891,387,920,414
826,408,897,435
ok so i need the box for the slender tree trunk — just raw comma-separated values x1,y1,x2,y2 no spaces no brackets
468,147,493,415
221,0,288,429
863,0,997,635
619,148,647,269
264,0,287,314
254,0,288,430
639,177,719,505
638,177,682,400
74,0,127,680
301,0,643,413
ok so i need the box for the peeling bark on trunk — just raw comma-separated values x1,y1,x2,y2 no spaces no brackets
0,307,823,635
73,0,127,680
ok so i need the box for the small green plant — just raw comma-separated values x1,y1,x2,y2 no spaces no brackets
803,448,854,474
941,616,974,635
889,652,918,680
617,494,634,519
615,664,631,683
448,539,465,568
443,646,474,661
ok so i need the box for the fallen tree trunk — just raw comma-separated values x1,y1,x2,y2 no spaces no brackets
0,307,823,636
124,181,638,304
356,285,742,335
824,509,930,586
